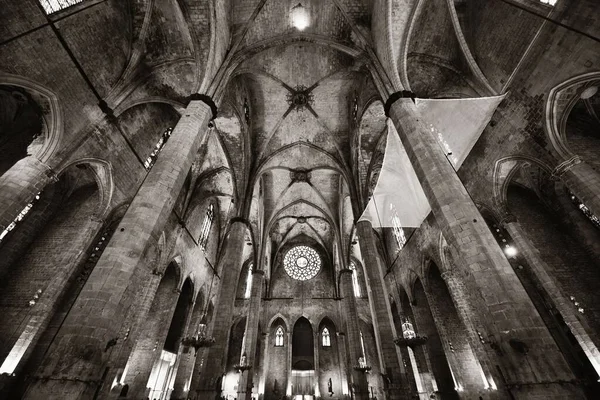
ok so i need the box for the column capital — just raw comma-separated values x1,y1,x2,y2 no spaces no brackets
187,93,218,120
551,155,582,179
384,91,417,117
339,268,354,277
498,211,517,226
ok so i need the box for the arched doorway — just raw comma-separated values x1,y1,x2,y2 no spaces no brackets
292,317,315,399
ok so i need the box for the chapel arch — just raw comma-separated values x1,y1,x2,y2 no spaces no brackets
545,72,600,161
565,82,600,168
264,317,288,400
0,85,45,177
0,74,63,173
0,163,122,395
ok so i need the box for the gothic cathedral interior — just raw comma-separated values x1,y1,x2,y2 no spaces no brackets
0,1,599,399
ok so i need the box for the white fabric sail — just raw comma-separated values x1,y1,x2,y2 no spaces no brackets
359,95,506,228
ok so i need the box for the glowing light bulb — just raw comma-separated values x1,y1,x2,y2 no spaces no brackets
291,3,310,31
504,245,517,258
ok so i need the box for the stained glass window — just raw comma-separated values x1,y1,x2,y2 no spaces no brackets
322,328,331,347
144,128,172,170
568,189,600,229
283,245,321,281
244,263,253,299
275,326,284,347
199,204,214,251
39,0,86,14
390,203,407,249
0,191,41,244
350,262,361,297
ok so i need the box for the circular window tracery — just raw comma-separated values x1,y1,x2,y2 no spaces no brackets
283,245,321,281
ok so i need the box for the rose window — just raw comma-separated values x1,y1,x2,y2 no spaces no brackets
283,245,321,281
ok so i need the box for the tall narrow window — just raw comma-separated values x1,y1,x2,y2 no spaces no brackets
244,263,253,299
322,328,331,347
144,127,173,170
0,191,41,244
350,262,361,298
39,0,86,14
199,204,214,251
568,189,600,229
0,316,43,374
359,331,366,362
275,326,284,347
390,203,406,249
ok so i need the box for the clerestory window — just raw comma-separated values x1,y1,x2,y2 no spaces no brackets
199,204,214,251
244,263,253,299
144,128,173,170
390,203,407,249
349,262,361,298
0,192,41,245
39,0,87,14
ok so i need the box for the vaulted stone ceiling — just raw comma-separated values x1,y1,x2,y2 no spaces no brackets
214,0,377,269
91,0,522,274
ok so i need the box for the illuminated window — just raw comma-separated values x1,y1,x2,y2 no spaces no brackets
275,326,284,347
39,0,86,14
349,262,361,297
390,203,406,249
0,192,41,245
0,316,43,374
144,128,173,170
359,331,366,360
199,204,214,251
244,263,253,299
539,0,557,5
322,328,331,347
568,189,600,229
283,245,321,281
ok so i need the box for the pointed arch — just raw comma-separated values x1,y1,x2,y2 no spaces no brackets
0,72,64,162
545,72,600,159
56,158,115,219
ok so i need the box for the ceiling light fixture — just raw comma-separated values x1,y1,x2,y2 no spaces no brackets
291,3,310,31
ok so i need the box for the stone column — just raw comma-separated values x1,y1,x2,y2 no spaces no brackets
339,269,369,400
170,300,206,400
22,100,213,400
387,98,584,398
104,269,162,399
128,287,181,399
556,157,600,219
335,332,350,397
356,220,413,400
0,156,56,237
439,270,501,397
163,296,196,400
189,221,247,399
504,219,600,377
313,330,320,397
237,269,265,400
